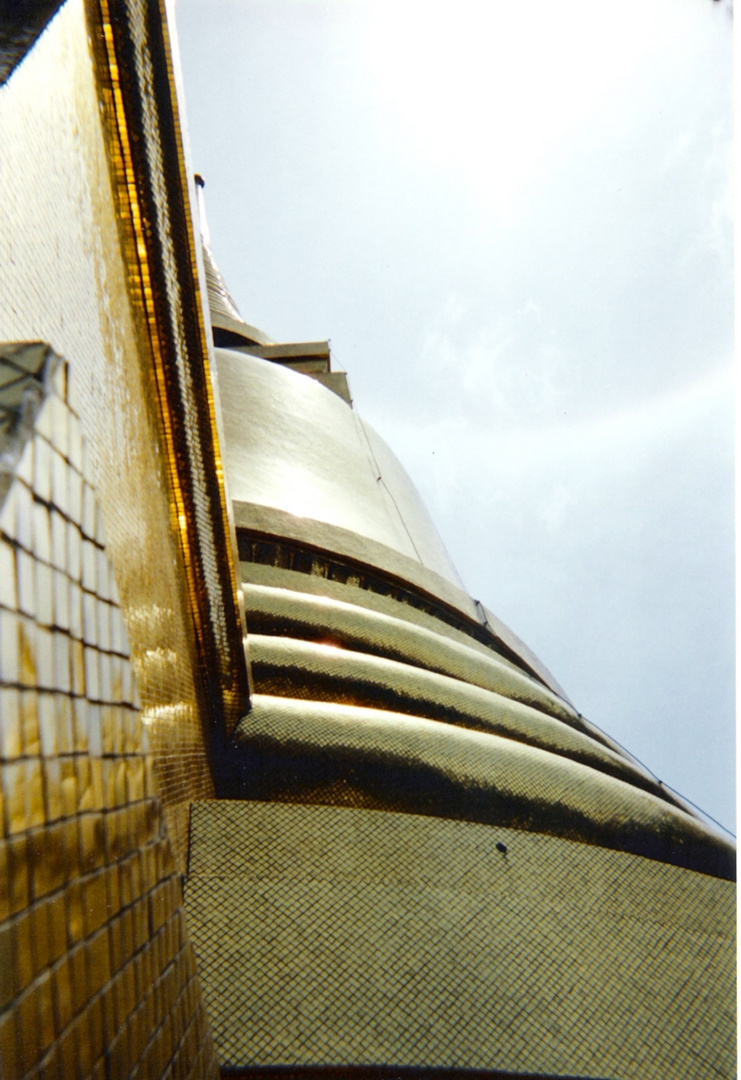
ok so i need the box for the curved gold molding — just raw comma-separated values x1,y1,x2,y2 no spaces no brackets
243,582,584,729
232,695,735,881
248,634,668,800
237,511,571,702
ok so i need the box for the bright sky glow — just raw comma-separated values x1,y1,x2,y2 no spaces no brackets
365,0,699,217
175,0,734,831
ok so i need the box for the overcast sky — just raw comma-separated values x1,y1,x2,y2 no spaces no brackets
175,0,734,832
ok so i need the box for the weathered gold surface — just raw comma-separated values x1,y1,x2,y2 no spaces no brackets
0,358,218,1078
0,0,214,869
0,1,225,1076
185,800,735,1077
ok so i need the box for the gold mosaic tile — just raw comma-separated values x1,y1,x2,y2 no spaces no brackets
0,35,232,1048
0,690,22,761
232,693,733,881
1,0,220,869
0,610,20,686
20,691,41,758
0,329,218,1078
0,544,17,611
186,800,735,1078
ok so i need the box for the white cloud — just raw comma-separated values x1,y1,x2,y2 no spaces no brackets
363,0,695,219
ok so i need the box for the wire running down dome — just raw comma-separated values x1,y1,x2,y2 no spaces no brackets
197,233,734,883
184,221,735,1080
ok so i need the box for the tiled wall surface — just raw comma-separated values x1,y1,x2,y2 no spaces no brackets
0,0,215,873
187,800,736,1079
0,358,218,1077
0,2,224,1076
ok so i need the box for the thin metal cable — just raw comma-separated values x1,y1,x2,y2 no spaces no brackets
350,402,423,564
332,354,735,843
577,711,736,838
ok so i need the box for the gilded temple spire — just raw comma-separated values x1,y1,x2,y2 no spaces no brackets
195,173,276,348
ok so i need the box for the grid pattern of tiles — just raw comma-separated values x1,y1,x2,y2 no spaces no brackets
94,0,249,735
241,582,582,729
0,357,219,1078
238,534,499,653
0,0,216,872
230,695,732,880
186,800,736,1079
234,567,734,882
247,635,658,793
